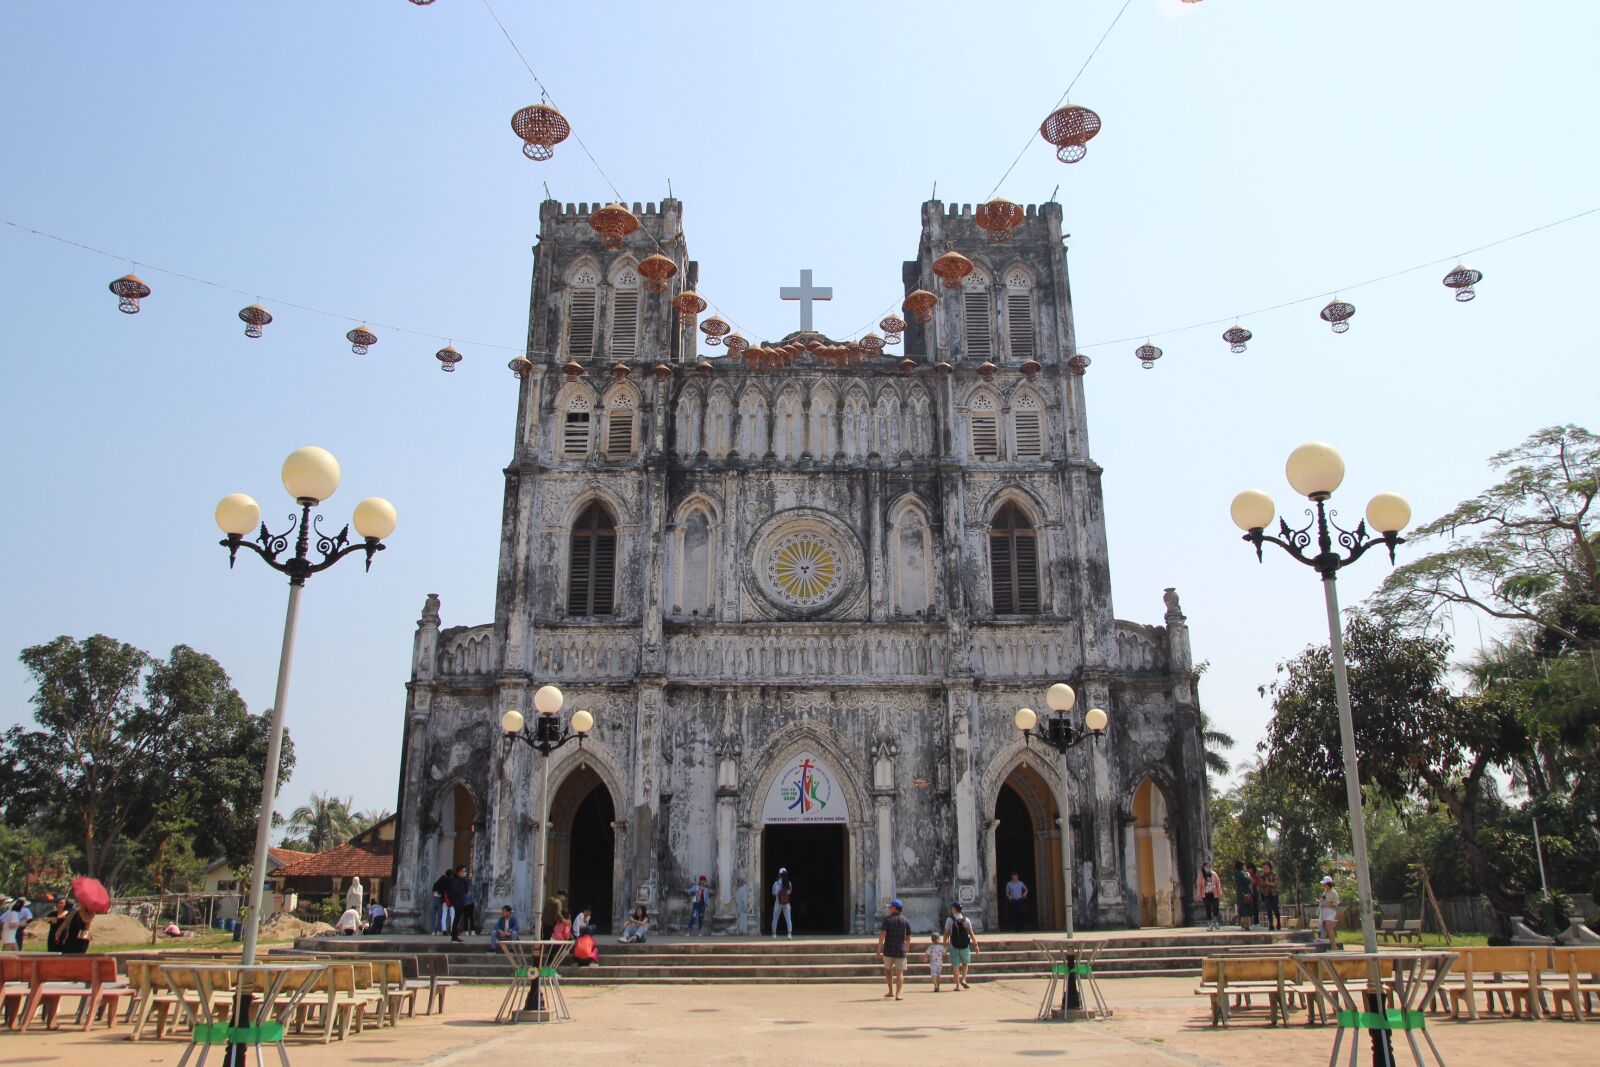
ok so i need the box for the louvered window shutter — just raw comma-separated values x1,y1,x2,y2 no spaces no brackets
1007,292,1034,359
989,533,1014,615
563,411,591,456
610,289,639,357
606,409,634,456
567,288,597,358
1014,534,1040,613
1014,411,1043,458
963,291,992,359
567,535,593,615
591,535,616,615
971,414,999,459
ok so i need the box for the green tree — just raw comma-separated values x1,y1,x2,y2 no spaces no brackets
1198,711,1235,783
0,635,294,887
1259,613,1531,936
350,809,393,835
285,792,357,853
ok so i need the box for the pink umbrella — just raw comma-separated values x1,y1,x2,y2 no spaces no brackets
70,876,111,916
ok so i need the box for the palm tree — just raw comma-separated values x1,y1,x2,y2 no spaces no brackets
1199,711,1236,783
350,808,393,835
285,793,357,853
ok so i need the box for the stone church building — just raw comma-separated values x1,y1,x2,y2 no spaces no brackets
390,198,1209,935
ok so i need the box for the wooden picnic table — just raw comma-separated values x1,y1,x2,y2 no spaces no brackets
1294,951,1457,1067
1,953,126,1033
156,961,329,1067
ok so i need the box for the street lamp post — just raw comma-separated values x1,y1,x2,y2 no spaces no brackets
1233,443,1409,1066
215,447,394,1067
500,686,594,940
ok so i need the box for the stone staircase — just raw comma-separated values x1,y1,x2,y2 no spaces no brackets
292,928,1311,985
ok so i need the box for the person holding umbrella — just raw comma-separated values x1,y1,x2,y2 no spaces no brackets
60,876,112,954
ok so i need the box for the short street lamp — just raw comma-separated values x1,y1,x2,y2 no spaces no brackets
1015,682,1107,939
1231,441,1409,960
501,685,594,938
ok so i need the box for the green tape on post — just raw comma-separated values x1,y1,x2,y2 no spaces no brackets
538,967,559,979
514,967,530,978
1334,1009,1427,1031
229,1021,287,1044
1049,963,1093,977
193,1021,232,1044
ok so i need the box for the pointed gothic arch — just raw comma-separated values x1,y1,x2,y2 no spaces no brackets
1008,386,1047,460
873,387,901,459
563,257,602,360
605,257,642,358
736,385,770,457
961,261,996,362
1128,772,1183,927
887,494,934,618
600,380,640,458
965,386,1003,461
842,385,870,460
705,385,734,458
808,381,838,459
1001,262,1037,362
670,494,720,618
773,383,806,461
675,385,703,457
904,383,932,457
981,741,1076,931
555,380,598,459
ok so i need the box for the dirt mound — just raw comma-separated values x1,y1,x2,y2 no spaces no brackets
257,912,335,941
23,910,153,946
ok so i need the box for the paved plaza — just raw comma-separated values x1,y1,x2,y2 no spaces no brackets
5,976,1590,1066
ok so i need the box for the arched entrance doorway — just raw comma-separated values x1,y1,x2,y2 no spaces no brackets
1132,777,1181,927
547,766,616,934
993,763,1064,931
435,783,476,882
756,750,853,934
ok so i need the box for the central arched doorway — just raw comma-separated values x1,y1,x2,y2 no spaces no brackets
760,824,849,933
1132,777,1180,927
547,766,616,934
992,762,1064,931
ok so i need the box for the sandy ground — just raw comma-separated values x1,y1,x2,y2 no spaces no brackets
2,976,1591,1066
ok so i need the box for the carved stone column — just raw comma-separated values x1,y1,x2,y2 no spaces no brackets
392,594,441,930
870,737,899,916
713,692,741,928
945,683,979,893
1084,676,1127,926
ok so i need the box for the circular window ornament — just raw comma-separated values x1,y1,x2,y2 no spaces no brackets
764,531,844,608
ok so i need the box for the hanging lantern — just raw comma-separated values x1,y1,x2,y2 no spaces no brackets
978,360,998,380
673,289,706,325
1135,343,1162,369
1020,358,1041,381
638,253,678,293
931,251,974,290
935,361,954,375
900,357,918,374
238,304,273,338
510,103,571,161
346,325,377,355
611,363,632,381
109,273,151,314
1442,264,1482,302
975,199,1025,242
723,333,749,356
1320,300,1356,334
589,203,639,250
509,356,534,378
407,0,436,5
1067,353,1091,375
435,344,463,372
699,315,731,346
879,315,907,345
1222,326,1252,354
903,289,937,324
1040,105,1102,164
652,362,673,380
696,359,714,379
859,332,886,357
563,360,586,379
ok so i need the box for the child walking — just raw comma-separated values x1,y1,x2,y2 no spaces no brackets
926,931,948,992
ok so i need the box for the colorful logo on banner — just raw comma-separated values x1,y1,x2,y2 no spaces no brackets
762,752,848,824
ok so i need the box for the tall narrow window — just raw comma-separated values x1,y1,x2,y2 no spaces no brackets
1005,267,1035,360
608,265,640,357
568,503,617,616
1012,391,1044,459
963,288,992,360
566,264,600,359
989,502,1040,615
969,390,1000,460
606,408,634,456
560,392,593,457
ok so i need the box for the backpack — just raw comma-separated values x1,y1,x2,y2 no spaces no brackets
948,915,972,949
572,933,598,961
778,882,791,905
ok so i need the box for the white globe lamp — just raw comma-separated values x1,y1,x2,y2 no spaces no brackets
281,446,341,504
1046,683,1076,713
1285,442,1345,499
215,493,261,536
501,709,525,734
1014,707,1038,733
533,685,564,716
353,497,398,541
1230,490,1275,532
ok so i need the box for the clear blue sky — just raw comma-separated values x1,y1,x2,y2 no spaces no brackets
2,1,1596,830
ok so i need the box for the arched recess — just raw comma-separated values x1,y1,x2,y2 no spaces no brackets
555,381,598,459
736,386,769,457
808,382,838,458
606,258,641,358
675,385,703,457
981,743,1075,931
989,500,1041,616
965,386,1002,461
741,721,871,934
705,386,734,458
601,381,639,459
434,781,477,885
670,495,720,618
842,386,870,460
538,740,629,932
773,384,806,461
904,384,932,457
1131,775,1182,927
1009,386,1047,460
567,501,618,617
1001,263,1037,362
563,258,601,360
887,495,933,618
874,389,901,459
961,263,995,361
546,764,618,933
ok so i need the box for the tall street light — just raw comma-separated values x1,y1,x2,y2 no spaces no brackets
501,685,594,938
1014,682,1109,938
1231,441,1410,958
215,446,396,967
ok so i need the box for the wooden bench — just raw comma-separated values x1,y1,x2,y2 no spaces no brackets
1376,920,1402,943
1195,955,1318,1027
0,955,128,1032
1437,946,1544,1020
1547,946,1600,1021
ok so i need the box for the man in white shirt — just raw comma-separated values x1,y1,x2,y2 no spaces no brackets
335,906,364,936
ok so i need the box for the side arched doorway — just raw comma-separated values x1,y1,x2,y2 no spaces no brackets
1132,777,1181,927
435,784,476,882
547,766,616,934
993,763,1065,931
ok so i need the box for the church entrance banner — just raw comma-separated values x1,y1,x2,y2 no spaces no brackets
761,752,849,824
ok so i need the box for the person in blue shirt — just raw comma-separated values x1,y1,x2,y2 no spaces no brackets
489,905,521,951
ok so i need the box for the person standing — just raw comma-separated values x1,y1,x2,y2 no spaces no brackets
1004,872,1029,933
1246,862,1262,927
688,875,710,933
1233,861,1254,931
926,930,947,992
459,876,477,936
943,902,978,990
876,899,912,1001
46,898,73,952
1195,861,1222,931
445,866,469,942
345,876,364,914
542,889,567,939
432,870,453,937
0,898,29,951
1316,875,1340,942
59,906,93,954
771,868,793,939
1259,861,1281,931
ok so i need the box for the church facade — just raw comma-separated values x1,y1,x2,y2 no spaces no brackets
389,198,1209,935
